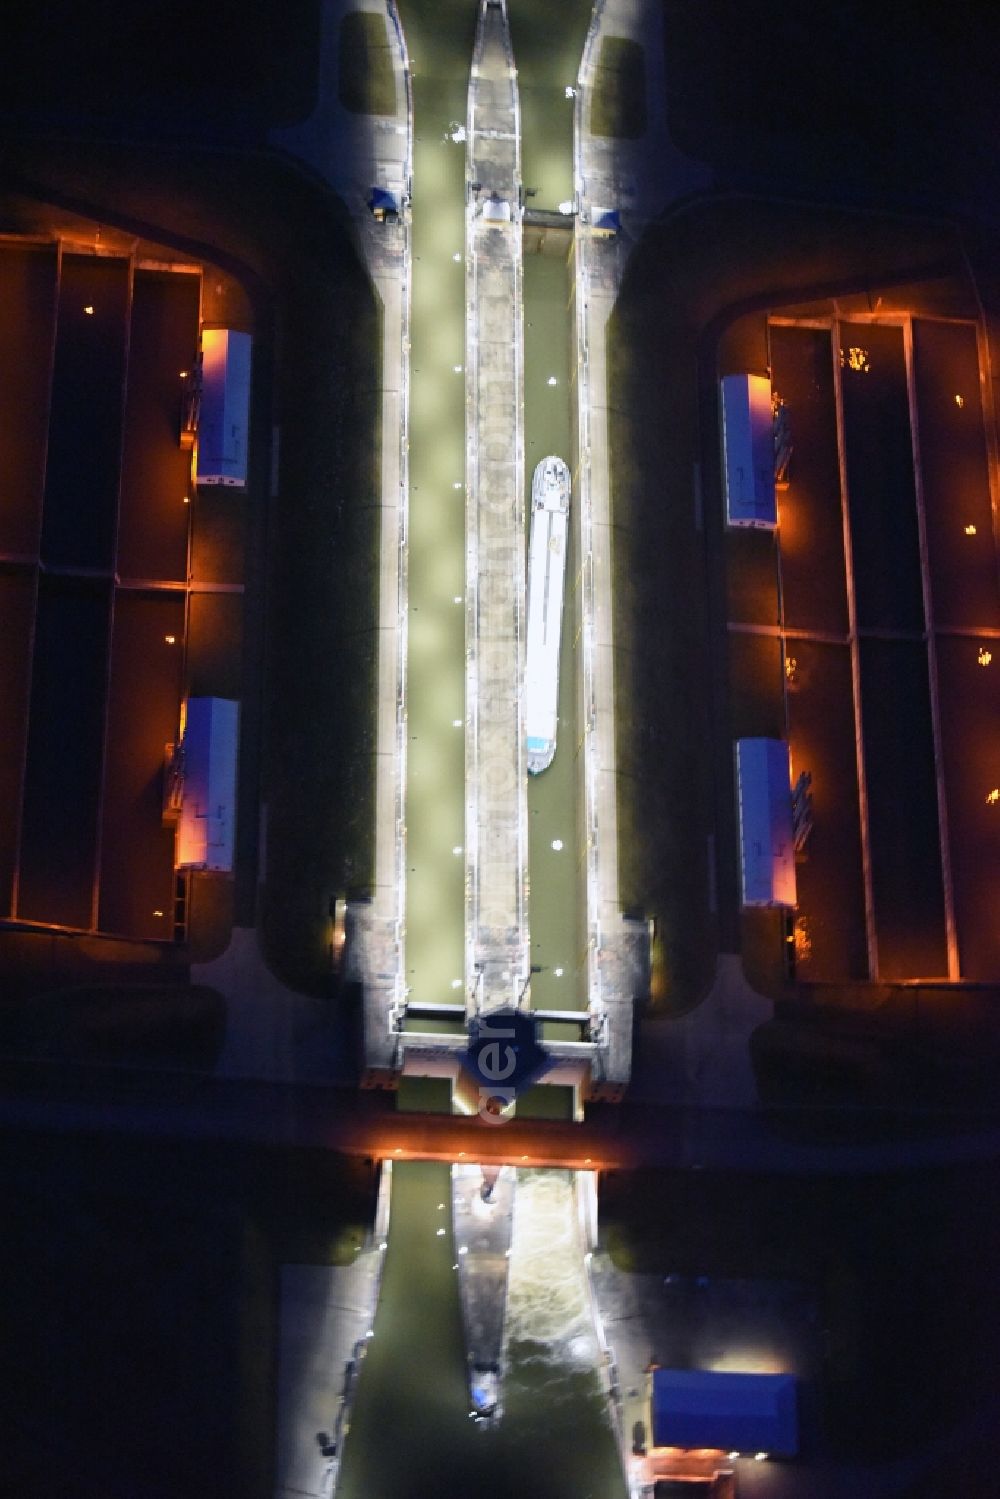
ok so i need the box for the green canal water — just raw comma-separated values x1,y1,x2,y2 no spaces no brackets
401,0,475,1009
513,0,593,1019
524,250,586,1019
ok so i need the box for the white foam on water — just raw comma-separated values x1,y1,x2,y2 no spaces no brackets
505,1170,602,1371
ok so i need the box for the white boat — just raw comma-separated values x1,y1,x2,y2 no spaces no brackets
525,456,570,775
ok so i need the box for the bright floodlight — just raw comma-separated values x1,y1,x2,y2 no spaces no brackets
551,839,563,851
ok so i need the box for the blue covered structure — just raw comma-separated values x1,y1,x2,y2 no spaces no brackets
176,697,239,873
591,206,620,236
369,187,401,221
196,329,252,488
651,1368,798,1457
735,737,796,909
721,373,776,527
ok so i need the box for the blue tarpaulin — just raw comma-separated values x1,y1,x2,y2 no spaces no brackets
592,207,620,234
369,187,400,217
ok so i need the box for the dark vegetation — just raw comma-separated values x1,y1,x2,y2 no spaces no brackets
661,1,1000,219
0,983,226,1069
591,36,646,140
260,241,381,991
0,1130,375,1499
754,979,1000,1117
0,0,320,134
338,11,397,116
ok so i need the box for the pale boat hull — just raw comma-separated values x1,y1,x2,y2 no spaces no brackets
525,456,570,775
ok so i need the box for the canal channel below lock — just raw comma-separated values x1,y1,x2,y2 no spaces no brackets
336,1162,624,1498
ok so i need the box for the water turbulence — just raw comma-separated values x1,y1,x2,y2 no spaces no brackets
505,1169,604,1395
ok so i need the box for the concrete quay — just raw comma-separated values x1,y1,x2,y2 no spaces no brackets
452,1161,516,1420
464,0,530,1018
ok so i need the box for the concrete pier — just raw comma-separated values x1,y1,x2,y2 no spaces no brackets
452,1162,516,1421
